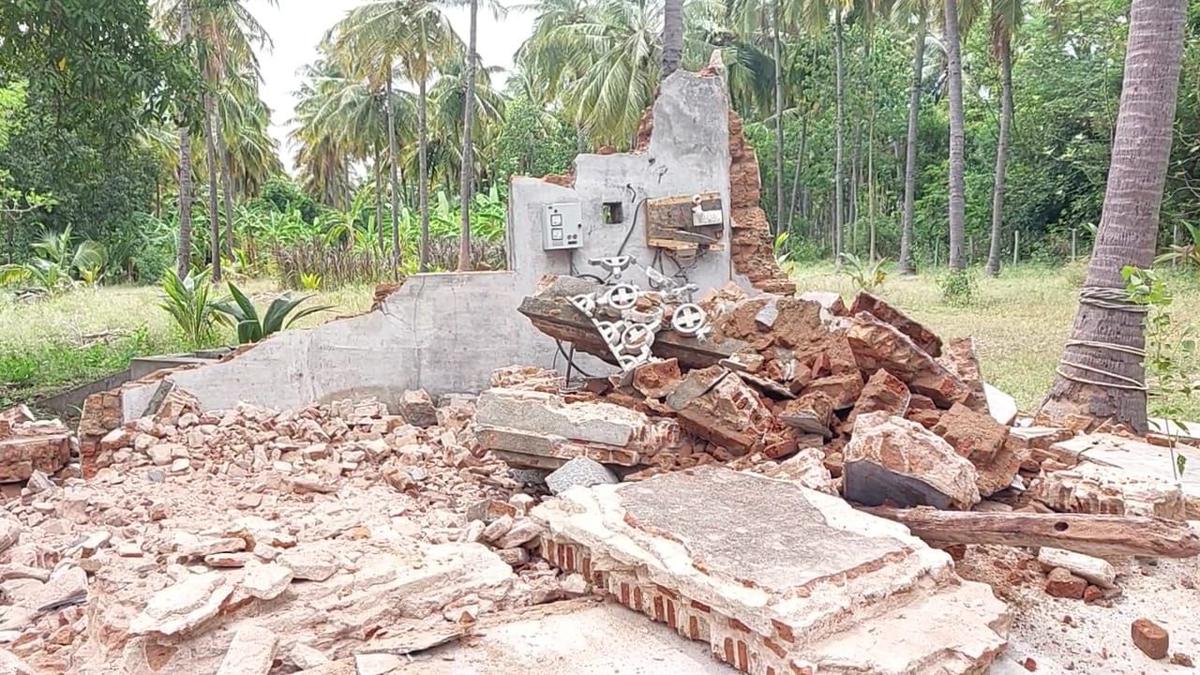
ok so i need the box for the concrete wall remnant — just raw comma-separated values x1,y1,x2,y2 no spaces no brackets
88,66,794,438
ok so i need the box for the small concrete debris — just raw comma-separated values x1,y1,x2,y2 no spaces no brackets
544,457,618,495
1037,548,1117,589
0,407,71,482
1044,567,1087,599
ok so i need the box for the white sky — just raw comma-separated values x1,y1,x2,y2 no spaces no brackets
246,0,535,171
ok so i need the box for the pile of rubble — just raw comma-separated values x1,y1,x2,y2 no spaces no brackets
0,393,589,673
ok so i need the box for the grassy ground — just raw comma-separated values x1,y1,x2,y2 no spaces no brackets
0,279,374,409
790,261,1200,419
3,263,1198,419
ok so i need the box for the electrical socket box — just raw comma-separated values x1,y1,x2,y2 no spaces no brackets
541,202,584,251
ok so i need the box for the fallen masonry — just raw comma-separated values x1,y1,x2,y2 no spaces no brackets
533,466,1011,674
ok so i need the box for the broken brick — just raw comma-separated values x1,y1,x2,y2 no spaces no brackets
938,337,988,411
849,292,943,357
933,403,1015,496
845,313,970,407
1044,568,1087,599
779,393,834,438
631,359,683,399
1132,618,1169,660
848,369,912,423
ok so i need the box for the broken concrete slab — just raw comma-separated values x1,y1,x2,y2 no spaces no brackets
1028,433,1200,519
532,466,1008,674
216,624,278,675
844,412,981,510
1037,548,1117,589
849,291,942,357
130,572,233,637
666,366,775,454
394,600,732,674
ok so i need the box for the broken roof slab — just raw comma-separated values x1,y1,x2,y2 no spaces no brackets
532,466,1009,674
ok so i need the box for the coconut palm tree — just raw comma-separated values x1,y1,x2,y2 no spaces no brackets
663,0,685,76
332,0,461,273
984,0,1021,276
1038,0,1186,432
175,0,196,279
943,0,967,271
896,0,929,274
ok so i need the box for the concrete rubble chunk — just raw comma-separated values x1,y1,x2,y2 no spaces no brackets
849,291,943,357
130,573,232,636
631,359,683,399
545,457,618,495
932,402,1016,497
0,649,35,675
985,382,1019,426
666,366,775,454
279,547,339,582
291,643,331,669
779,393,834,437
241,561,294,599
0,417,71,483
1044,567,1087,599
938,337,989,411
846,313,971,408
848,368,912,423
843,412,981,510
398,389,438,429
1037,548,1116,589
216,624,278,675
532,466,1007,674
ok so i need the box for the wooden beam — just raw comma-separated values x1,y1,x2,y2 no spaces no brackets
862,507,1200,559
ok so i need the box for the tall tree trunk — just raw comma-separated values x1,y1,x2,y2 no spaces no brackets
787,115,808,234
418,76,431,273
217,103,236,257
175,0,194,279
203,90,222,283
772,1,785,234
1038,0,1186,432
458,0,479,272
661,0,684,77
833,12,846,262
986,34,1014,276
386,70,402,280
945,0,967,271
868,106,877,261
850,121,860,253
375,146,385,255
899,10,927,274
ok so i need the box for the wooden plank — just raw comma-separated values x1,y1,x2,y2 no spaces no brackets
862,506,1200,559
645,192,724,249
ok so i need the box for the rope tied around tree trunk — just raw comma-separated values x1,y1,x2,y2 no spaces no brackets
1054,286,1150,392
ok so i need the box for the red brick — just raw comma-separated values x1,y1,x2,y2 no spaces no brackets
1045,568,1086,599
1132,618,1169,660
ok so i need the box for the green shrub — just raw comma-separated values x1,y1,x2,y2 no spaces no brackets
214,282,330,344
839,253,890,291
159,268,228,348
939,269,979,307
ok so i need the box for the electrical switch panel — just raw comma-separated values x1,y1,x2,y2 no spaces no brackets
542,202,584,250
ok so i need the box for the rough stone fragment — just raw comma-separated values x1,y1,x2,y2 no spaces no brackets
241,562,293,600
216,624,278,675
1132,618,1169,660
985,383,1019,426
849,291,942,356
398,389,438,428
848,369,912,423
800,371,864,411
846,313,971,407
279,548,338,582
130,573,232,636
545,457,618,495
631,359,682,399
1037,548,1116,589
466,499,517,524
291,643,331,670
933,403,1016,496
938,337,989,411
532,466,1007,674
495,518,543,549
480,515,514,544
1044,568,1087,599
0,519,20,554
843,412,981,510
0,650,35,675
667,366,776,454
779,393,834,437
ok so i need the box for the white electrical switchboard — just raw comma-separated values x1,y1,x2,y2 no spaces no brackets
541,202,584,250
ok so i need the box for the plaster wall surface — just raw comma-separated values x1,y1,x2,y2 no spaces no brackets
120,71,747,416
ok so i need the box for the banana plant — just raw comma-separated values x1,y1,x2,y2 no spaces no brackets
215,282,332,344
0,226,106,293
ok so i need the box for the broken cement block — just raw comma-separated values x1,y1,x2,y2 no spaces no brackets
216,624,278,675
800,370,864,410
933,403,1016,497
843,412,981,510
985,383,1019,426
532,466,1007,674
779,393,834,437
1037,548,1116,589
849,291,943,356
938,337,989,411
545,457,618,495
845,313,971,408
631,359,682,399
241,561,293,600
0,427,71,483
130,573,233,636
848,368,912,423
666,366,775,454
398,389,438,428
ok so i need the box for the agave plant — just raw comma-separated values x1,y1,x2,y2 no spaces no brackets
215,282,331,344
159,268,229,348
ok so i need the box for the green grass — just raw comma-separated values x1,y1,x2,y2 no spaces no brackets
791,261,1200,420
0,280,374,408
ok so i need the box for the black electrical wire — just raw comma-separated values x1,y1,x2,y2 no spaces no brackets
617,196,650,257
555,339,596,378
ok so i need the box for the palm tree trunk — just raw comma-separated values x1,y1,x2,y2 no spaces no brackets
868,106,877,261
851,121,860,253
772,1,785,234
1039,0,1186,432
944,0,967,271
458,0,479,272
661,0,684,77
986,34,1014,276
386,69,402,280
202,90,222,283
833,12,846,262
214,103,235,255
899,10,927,274
418,77,431,273
175,0,194,279
787,114,808,234
375,146,385,255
